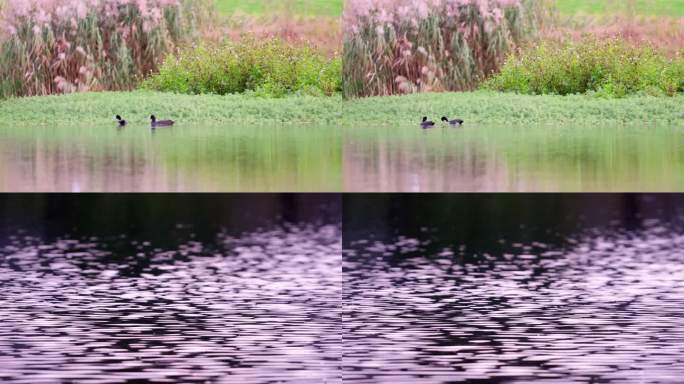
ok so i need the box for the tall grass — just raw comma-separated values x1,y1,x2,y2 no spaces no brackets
0,90,345,125
342,0,545,98
0,0,210,98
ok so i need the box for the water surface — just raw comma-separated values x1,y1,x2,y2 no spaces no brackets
344,124,684,191
0,124,341,192
343,195,684,383
0,195,341,383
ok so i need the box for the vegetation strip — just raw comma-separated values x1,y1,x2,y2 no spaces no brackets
341,91,684,125
214,0,343,16
3,90,683,126
0,91,344,125
556,0,684,16
142,38,341,97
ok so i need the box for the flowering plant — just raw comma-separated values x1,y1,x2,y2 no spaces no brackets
343,0,542,97
0,0,207,98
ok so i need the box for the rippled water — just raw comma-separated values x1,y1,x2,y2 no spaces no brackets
344,124,684,192
344,224,684,382
0,124,341,192
0,224,341,383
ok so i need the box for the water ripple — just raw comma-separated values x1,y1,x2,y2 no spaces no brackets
0,224,341,383
344,225,684,383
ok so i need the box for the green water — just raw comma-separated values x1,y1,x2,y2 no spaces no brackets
0,124,341,192
344,124,684,192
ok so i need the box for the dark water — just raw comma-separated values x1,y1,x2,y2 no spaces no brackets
343,195,684,383
0,195,341,383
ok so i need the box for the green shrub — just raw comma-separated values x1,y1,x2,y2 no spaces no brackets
483,38,684,97
142,38,342,97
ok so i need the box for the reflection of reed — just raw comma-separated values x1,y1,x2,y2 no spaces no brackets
344,128,545,192
0,125,341,192
343,125,684,192
0,136,174,192
344,137,508,192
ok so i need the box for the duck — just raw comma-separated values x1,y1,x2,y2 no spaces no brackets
441,116,464,127
114,115,127,127
150,115,174,128
420,116,435,129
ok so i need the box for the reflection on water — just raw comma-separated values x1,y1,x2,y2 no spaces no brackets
343,196,684,382
0,223,341,383
344,124,684,192
0,124,341,192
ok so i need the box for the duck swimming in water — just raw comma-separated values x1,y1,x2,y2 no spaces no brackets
150,115,174,128
441,116,464,127
420,116,435,129
115,115,127,127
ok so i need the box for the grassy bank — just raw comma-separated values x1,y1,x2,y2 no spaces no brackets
215,0,342,16
556,0,684,16
5,90,683,127
342,91,684,125
0,91,343,126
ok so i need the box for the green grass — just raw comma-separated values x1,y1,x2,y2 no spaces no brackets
0,91,343,126
556,0,684,16
342,91,684,125
214,0,342,16
4,90,683,127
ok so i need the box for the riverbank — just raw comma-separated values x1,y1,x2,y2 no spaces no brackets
0,91,343,126
342,91,684,126
4,90,683,127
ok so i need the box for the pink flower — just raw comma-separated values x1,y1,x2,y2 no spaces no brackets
1,0,182,30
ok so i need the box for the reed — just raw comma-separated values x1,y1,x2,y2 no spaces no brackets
342,0,545,98
0,0,210,98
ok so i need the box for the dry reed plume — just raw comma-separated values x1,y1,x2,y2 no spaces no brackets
342,0,544,98
0,0,210,98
